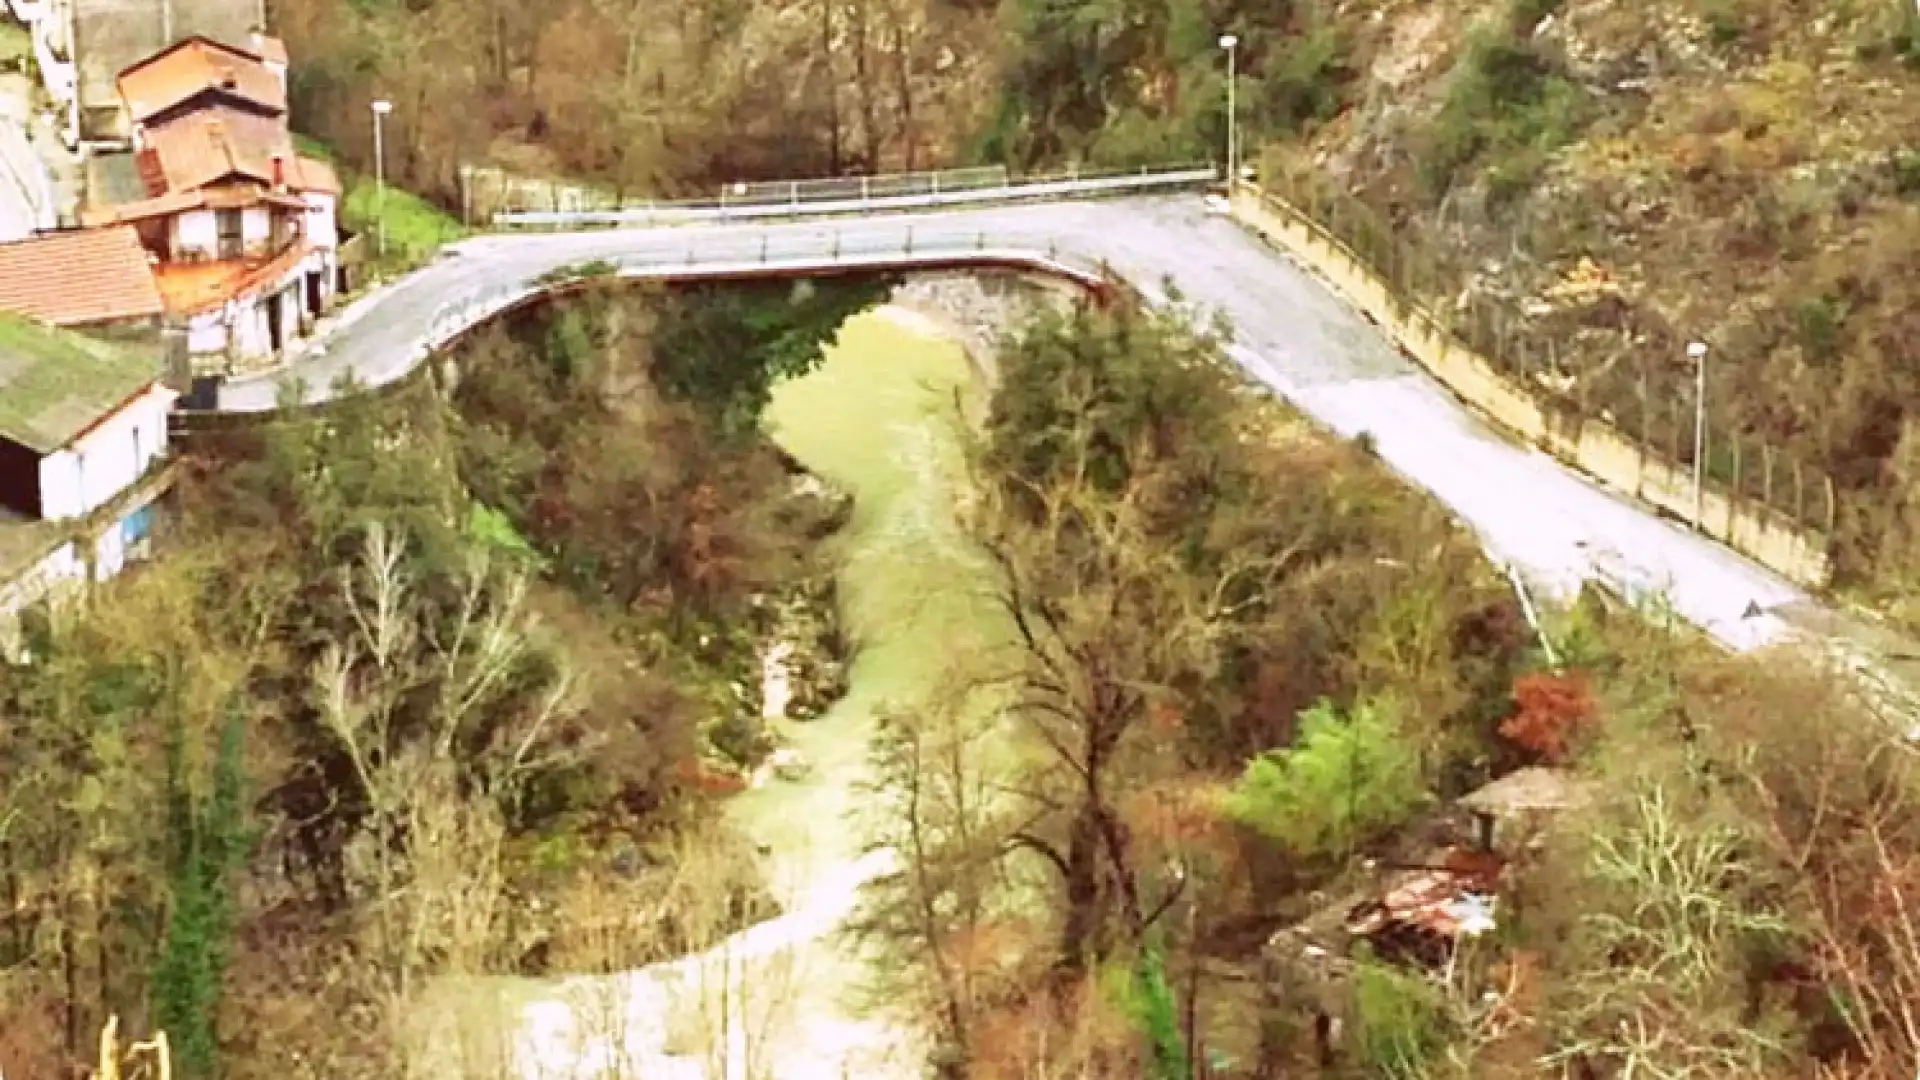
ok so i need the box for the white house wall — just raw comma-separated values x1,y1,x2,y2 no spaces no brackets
173,207,218,259
170,206,279,260
243,204,269,246
304,191,338,250
35,383,176,520
184,292,284,360
186,308,227,354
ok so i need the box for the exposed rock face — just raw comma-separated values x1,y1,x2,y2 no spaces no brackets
764,572,850,721
695,467,854,767
889,272,1076,384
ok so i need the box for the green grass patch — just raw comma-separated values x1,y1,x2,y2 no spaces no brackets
343,176,466,274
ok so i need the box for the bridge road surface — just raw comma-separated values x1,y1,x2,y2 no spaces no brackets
220,194,1822,660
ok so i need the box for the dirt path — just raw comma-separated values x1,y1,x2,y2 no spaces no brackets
446,307,1003,1080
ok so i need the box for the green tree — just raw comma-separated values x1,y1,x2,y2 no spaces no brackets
1224,697,1427,861
1127,938,1188,1080
645,278,892,436
151,701,251,1080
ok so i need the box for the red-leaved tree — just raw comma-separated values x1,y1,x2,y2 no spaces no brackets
1501,671,1599,764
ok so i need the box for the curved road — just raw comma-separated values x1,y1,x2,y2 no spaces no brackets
228,194,1838,660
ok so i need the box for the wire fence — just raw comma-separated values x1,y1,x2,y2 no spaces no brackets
1254,169,1838,538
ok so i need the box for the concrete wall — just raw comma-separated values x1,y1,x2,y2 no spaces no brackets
36,382,176,520
1228,184,1833,588
0,538,82,658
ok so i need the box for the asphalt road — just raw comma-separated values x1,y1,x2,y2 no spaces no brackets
224,194,1819,657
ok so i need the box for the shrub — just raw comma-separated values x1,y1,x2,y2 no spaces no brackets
1501,670,1599,763
1421,27,1592,200
1224,697,1428,860
1351,956,1452,1078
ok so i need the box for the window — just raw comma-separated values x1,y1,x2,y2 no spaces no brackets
216,208,243,259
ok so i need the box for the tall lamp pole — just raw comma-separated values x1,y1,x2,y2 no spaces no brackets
1688,340,1709,528
1219,34,1239,186
371,98,393,258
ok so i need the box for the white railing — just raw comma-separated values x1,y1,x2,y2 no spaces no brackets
489,165,1217,229
413,230,1102,361
469,164,1018,217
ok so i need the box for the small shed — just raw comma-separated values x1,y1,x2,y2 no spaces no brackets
1457,767,1595,852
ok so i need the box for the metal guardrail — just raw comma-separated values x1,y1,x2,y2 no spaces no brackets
416,228,1103,356
465,164,1018,217
490,165,1217,229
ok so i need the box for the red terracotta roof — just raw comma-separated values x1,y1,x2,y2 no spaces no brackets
117,36,287,125
155,241,310,315
81,183,309,227
0,227,163,326
141,106,297,194
79,188,209,226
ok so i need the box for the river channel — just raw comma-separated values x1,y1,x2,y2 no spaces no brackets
472,304,1012,1080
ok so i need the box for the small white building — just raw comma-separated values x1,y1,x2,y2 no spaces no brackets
0,311,177,652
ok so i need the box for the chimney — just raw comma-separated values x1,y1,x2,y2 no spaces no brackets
271,154,285,190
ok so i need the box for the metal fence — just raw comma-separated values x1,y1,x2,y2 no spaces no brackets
1252,170,1838,538
472,161,1213,222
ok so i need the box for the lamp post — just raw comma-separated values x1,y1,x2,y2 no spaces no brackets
1219,33,1239,187
371,98,393,258
1688,340,1709,528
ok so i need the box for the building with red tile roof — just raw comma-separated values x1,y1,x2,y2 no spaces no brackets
66,32,346,373
116,34,288,129
0,227,164,329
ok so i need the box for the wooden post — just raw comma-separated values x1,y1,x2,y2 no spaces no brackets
1762,441,1775,509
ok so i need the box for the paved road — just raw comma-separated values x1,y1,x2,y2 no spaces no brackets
227,194,1816,657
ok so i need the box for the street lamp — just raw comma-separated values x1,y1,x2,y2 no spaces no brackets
371,98,393,258
1219,33,1239,187
1688,340,1709,528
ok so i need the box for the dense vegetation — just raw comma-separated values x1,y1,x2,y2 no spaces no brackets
6,0,1920,1074
282,0,1920,607
854,302,1920,1079
0,282,872,1078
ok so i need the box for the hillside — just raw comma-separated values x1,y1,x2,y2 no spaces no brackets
1291,0,1920,603
279,0,1920,613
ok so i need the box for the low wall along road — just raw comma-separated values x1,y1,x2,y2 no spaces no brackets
1226,181,1833,590
180,164,1849,651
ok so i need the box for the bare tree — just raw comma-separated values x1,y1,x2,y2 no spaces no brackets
847,690,1014,1074
312,522,584,1076
1539,781,1793,1078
